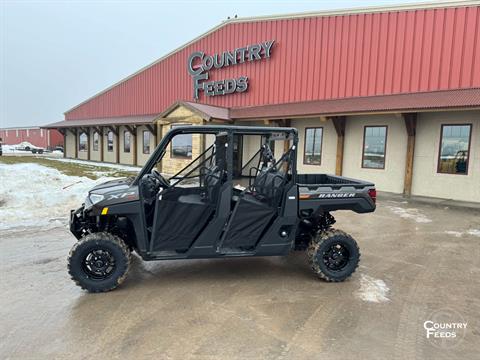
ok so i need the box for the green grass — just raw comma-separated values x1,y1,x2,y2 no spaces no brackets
0,155,139,179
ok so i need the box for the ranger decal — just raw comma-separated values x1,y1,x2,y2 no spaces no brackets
318,193,356,198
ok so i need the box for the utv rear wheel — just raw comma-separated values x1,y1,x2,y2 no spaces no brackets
307,229,360,282
68,232,131,293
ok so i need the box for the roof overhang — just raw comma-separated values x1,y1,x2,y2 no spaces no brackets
158,101,231,122
229,88,480,120
42,114,162,129
46,88,480,130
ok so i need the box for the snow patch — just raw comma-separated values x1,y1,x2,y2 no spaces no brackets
0,163,115,231
467,229,480,237
385,206,432,223
355,274,390,303
444,231,463,238
445,229,480,238
45,157,141,172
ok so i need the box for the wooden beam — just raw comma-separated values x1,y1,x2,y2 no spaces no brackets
331,116,346,176
271,119,284,127
145,124,155,135
99,126,104,162
87,128,90,161
73,128,78,159
107,126,118,136
125,125,136,136
62,130,66,158
152,123,158,147
115,126,120,164
132,127,137,166
403,113,417,196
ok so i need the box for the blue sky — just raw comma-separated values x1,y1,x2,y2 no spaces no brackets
2,0,426,127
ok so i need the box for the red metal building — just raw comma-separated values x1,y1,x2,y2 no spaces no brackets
0,127,63,149
64,2,480,120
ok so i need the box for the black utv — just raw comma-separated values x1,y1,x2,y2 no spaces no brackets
68,126,376,292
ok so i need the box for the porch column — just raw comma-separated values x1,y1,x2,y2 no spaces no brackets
403,113,417,196
86,128,91,161
331,116,346,176
58,129,66,158
125,125,137,166
115,126,120,164
95,126,104,162
72,128,78,159
153,123,158,146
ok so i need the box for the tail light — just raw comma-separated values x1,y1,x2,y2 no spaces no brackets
368,188,377,204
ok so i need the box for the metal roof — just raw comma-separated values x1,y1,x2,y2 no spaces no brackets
64,0,479,117
45,88,480,129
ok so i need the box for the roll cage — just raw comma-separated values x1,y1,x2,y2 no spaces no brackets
134,125,299,186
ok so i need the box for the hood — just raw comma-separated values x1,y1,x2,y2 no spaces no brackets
86,177,139,210
89,177,134,196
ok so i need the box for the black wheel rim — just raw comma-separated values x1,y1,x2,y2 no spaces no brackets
322,243,350,271
81,248,116,280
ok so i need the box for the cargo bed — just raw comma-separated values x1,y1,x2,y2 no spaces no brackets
297,173,376,214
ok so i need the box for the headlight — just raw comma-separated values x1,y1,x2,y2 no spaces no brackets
85,193,104,209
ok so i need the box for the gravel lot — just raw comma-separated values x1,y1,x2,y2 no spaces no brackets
1,197,479,359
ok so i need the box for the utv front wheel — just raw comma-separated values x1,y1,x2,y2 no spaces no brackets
68,232,131,293
307,229,360,282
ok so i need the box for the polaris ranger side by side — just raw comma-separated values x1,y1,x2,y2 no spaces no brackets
68,126,376,292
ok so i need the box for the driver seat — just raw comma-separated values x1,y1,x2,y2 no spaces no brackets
178,165,223,205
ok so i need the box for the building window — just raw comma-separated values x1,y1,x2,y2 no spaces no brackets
362,126,387,169
93,132,99,151
124,130,131,153
143,131,151,154
79,132,88,151
107,131,114,152
171,124,192,158
304,127,323,165
438,124,472,175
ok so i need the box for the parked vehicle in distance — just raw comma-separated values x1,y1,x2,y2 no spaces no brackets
14,141,42,152
54,146,64,152
67,126,376,292
31,148,44,154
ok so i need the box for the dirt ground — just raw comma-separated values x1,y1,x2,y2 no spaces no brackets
1,197,479,359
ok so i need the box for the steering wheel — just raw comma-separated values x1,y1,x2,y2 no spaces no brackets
151,168,170,189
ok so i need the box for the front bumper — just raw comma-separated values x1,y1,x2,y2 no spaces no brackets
70,206,86,240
